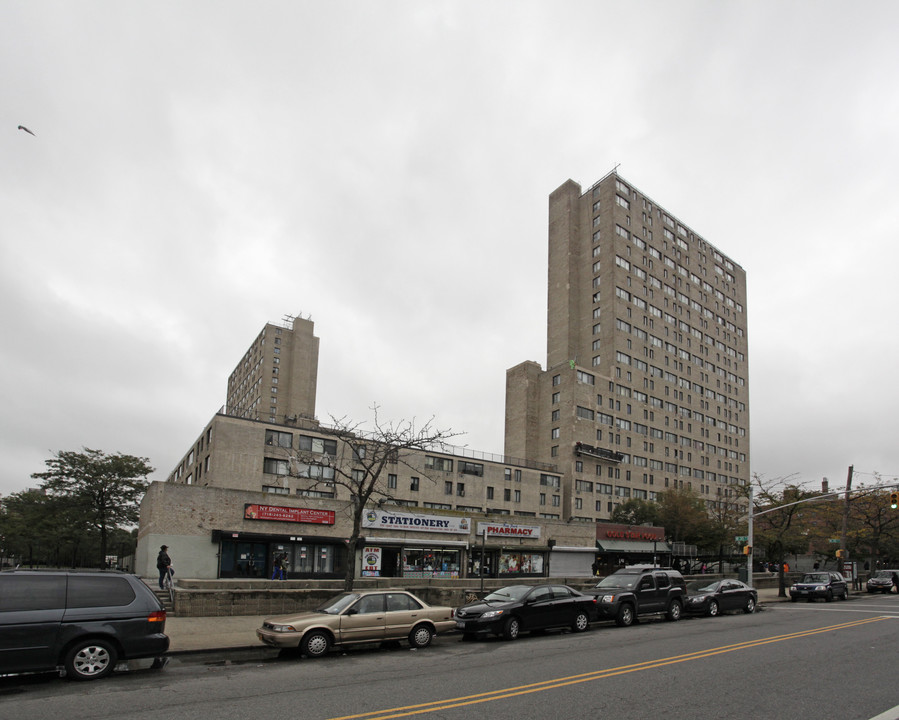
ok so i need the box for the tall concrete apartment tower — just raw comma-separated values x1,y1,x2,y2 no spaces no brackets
505,172,749,522
225,315,320,424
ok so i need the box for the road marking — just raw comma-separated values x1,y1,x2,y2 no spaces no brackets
327,617,890,720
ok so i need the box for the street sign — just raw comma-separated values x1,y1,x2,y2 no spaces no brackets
735,536,748,542
828,538,840,543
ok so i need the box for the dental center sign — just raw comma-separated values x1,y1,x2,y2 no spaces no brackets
477,522,542,539
363,509,471,534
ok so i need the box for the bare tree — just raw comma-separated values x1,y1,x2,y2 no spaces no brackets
285,406,462,590
752,473,817,596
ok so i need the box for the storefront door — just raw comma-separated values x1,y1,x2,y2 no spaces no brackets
219,541,267,578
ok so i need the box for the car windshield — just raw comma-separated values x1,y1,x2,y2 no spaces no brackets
687,581,720,593
595,574,638,590
483,585,532,602
801,574,829,584
315,592,361,614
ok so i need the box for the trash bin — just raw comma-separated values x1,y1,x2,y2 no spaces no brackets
737,567,749,583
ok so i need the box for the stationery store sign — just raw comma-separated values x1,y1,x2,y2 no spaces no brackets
363,509,470,534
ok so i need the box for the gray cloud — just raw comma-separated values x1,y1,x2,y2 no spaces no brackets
2,1,899,497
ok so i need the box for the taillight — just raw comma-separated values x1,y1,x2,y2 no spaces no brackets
149,610,167,623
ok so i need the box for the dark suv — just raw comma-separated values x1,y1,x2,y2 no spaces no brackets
587,566,686,627
0,570,169,680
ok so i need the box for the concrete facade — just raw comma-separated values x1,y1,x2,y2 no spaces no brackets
505,172,749,522
138,171,749,583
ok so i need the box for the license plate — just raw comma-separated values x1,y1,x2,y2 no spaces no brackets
456,621,466,629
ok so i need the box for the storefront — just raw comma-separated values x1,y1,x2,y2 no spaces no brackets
360,509,470,579
594,522,671,575
468,522,548,579
215,503,346,579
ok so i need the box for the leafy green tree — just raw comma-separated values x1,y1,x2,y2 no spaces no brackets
31,448,154,568
752,474,816,596
610,498,659,526
655,487,713,547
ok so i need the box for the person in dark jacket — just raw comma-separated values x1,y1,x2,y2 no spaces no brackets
892,572,899,594
157,545,172,589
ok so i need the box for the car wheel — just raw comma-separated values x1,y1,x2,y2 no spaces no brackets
615,604,635,627
572,611,590,633
744,597,756,614
665,600,682,622
841,589,848,601
707,600,719,617
64,639,117,681
825,590,833,603
301,630,332,658
502,616,520,641
409,624,433,649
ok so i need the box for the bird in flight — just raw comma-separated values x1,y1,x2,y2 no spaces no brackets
18,125,35,136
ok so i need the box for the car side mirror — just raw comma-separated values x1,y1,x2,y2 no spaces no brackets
345,608,358,616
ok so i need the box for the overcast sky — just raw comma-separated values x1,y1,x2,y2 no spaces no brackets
2,2,898,500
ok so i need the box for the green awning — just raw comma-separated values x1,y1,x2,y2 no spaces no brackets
596,539,672,553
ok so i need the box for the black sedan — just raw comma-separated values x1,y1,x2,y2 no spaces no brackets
454,584,598,640
684,579,757,616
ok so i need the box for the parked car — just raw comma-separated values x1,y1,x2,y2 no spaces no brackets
256,589,455,658
789,571,848,602
866,570,899,594
0,570,169,681
454,584,597,640
685,579,757,616
586,566,686,626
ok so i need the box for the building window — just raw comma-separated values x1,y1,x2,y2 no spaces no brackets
551,428,560,439
457,483,466,497
514,490,521,503
539,493,546,506
487,486,495,500
265,430,292,448
262,485,290,495
552,495,560,507
445,481,453,495
297,435,338,456
425,456,453,472
459,462,484,477
552,392,560,404
504,488,511,502
388,474,397,489
263,458,289,475
410,477,420,491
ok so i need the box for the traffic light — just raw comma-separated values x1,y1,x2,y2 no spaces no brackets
742,545,751,555
890,491,899,509
836,549,844,558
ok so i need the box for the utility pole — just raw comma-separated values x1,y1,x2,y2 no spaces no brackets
840,465,852,580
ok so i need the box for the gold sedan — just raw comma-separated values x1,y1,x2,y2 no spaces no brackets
256,589,456,658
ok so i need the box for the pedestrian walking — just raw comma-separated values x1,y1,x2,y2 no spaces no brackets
271,553,286,581
156,545,172,590
892,572,899,594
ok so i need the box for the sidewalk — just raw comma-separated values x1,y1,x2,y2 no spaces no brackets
163,587,792,654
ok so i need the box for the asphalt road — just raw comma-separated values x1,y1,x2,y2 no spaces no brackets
3,594,899,720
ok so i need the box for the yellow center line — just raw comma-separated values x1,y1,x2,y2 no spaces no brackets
327,616,889,720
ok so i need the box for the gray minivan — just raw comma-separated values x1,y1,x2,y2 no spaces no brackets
0,570,169,680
